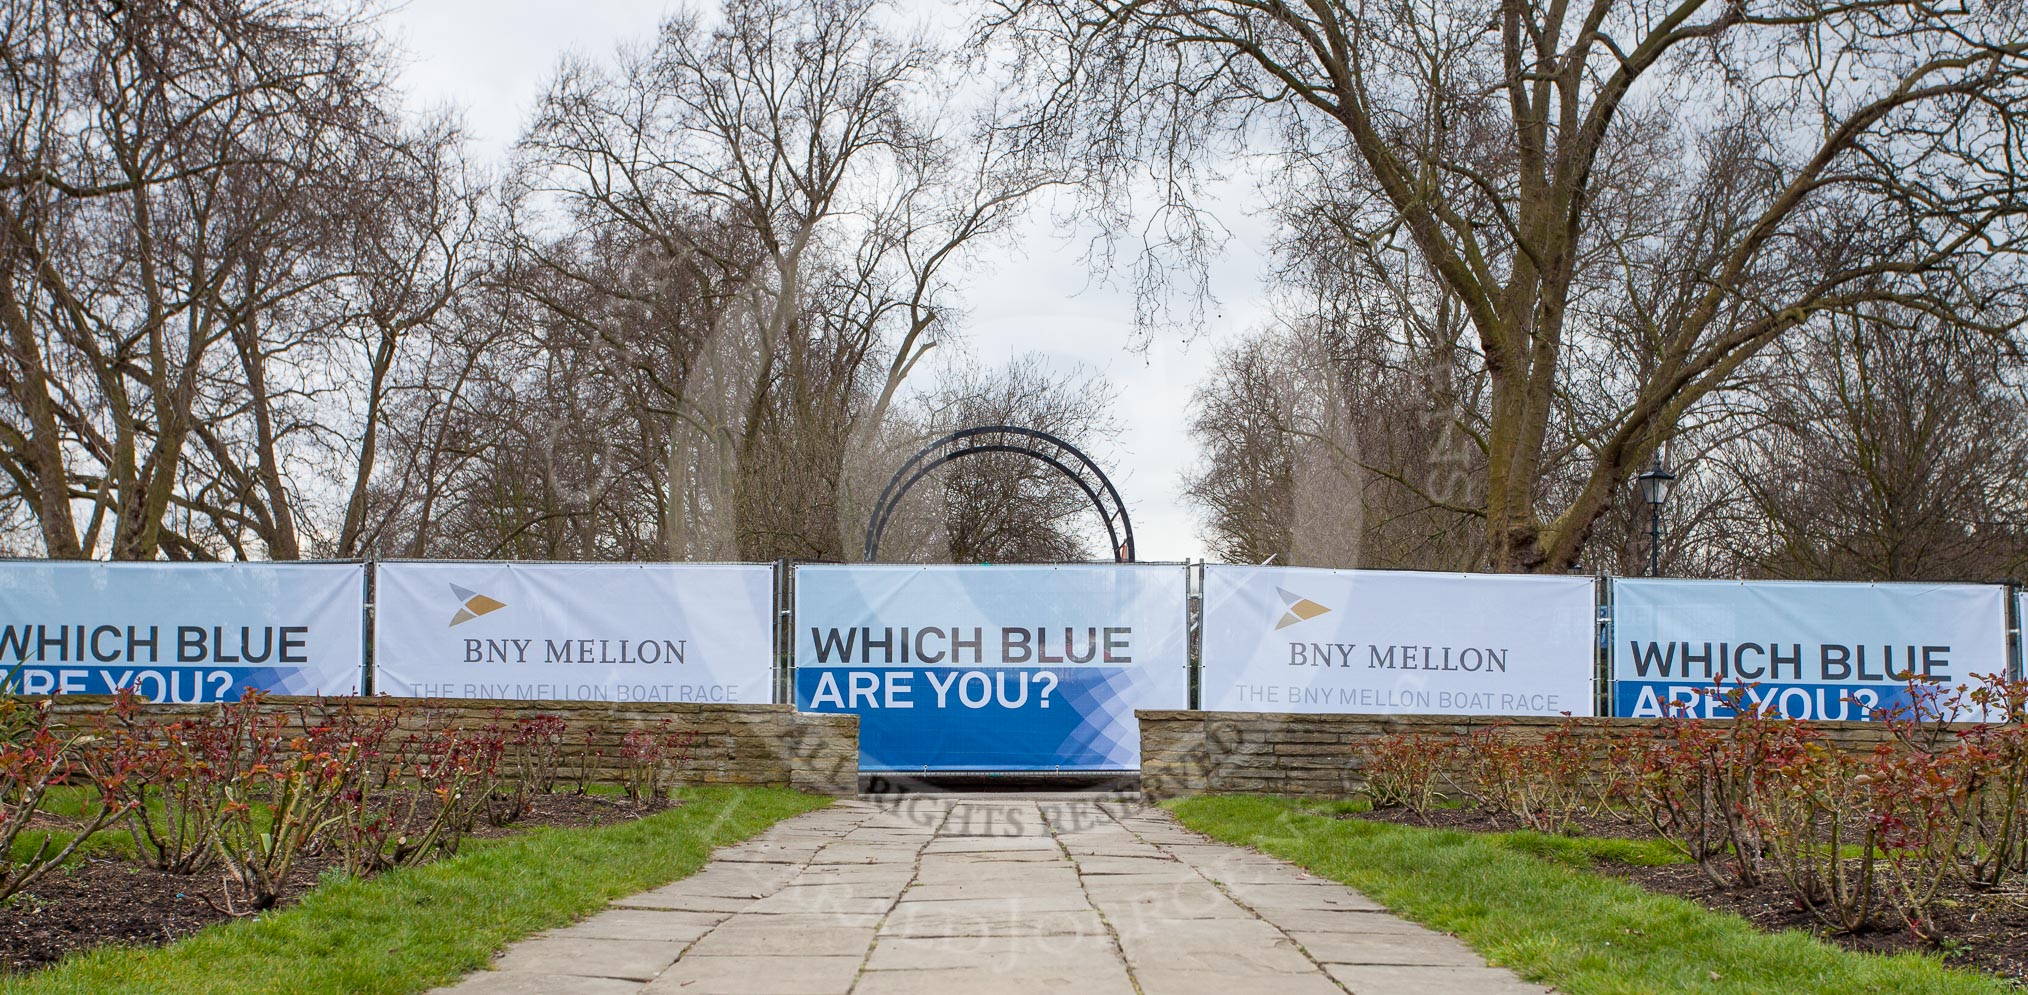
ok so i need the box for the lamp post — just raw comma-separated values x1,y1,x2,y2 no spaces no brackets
1634,456,1677,577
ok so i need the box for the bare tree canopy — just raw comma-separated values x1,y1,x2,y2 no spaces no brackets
988,0,2028,572
1717,306,2028,580
463,0,1057,562
0,0,481,560
0,0,1096,563
3,0,2025,575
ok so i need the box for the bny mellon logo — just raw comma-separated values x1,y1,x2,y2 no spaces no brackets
448,584,507,627
1274,587,1331,630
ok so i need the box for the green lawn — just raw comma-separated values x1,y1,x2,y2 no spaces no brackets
8,786,139,864
3,786,827,995
1170,794,2007,995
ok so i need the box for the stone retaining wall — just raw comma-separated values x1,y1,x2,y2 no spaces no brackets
1137,710,1909,800
41,696,860,797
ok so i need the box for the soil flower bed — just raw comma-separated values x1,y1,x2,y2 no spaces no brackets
1340,675,2028,986
0,689,699,976
2,792,658,974
1352,804,2028,983
1175,794,2002,995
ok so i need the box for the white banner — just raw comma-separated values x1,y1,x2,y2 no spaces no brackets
794,564,1189,771
1201,565,1596,716
374,562,774,703
1612,578,2008,720
0,562,364,701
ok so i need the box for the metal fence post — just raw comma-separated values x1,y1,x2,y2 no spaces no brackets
1187,559,1203,711
774,558,791,706
2010,582,2023,685
361,556,376,696
1595,573,1612,718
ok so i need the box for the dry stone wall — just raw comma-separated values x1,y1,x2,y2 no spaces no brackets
42,696,860,797
1137,709,1909,800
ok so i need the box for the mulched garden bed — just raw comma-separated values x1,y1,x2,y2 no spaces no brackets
1604,860,2028,983
1345,806,2028,985
0,792,666,975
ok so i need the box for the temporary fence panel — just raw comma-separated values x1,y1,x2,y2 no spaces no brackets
792,563,1190,771
1199,565,1596,716
2015,587,2026,683
0,561,366,701
1610,577,2009,720
373,561,774,703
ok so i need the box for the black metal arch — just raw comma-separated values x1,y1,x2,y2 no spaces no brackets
863,425,1136,562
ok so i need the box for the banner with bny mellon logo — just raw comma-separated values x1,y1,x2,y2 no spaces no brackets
373,562,773,703
1201,565,1595,716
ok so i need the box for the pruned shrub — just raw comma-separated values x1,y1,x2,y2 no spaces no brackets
512,714,569,794
1,697,134,901
1752,737,1878,931
1354,732,1443,816
96,688,228,874
619,721,697,805
207,691,355,910
1446,721,1594,833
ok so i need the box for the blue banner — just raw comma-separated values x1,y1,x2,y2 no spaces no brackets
1613,679,1922,722
795,666,1140,770
1610,578,2008,721
792,564,1188,771
10,665,305,702
0,562,367,701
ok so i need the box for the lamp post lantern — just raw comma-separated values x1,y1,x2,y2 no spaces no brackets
1634,456,1677,577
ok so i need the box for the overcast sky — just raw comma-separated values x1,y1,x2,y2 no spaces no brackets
381,0,1275,563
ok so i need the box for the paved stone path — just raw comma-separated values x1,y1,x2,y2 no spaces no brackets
431,796,1552,995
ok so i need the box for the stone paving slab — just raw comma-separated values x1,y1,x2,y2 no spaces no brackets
491,937,685,980
1268,908,1432,933
744,889,897,915
686,923,877,957
640,954,863,994
877,905,1111,938
707,912,885,929
861,933,1123,971
1072,854,1196,875
429,796,1554,995
1112,917,1318,973
545,909,728,942
1136,968,1348,995
610,890,758,913
895,889,1097,911
1228,881,1385,911
790,864,916,883
1296,929,1487,966
432,971,642,995
853,964,1136,994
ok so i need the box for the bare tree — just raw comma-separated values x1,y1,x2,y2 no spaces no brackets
989,0,2028,572
511,0,1052,562
1184,330,1306,565
1183,323,1476,568
1712,307,2028,580
0,0,454,560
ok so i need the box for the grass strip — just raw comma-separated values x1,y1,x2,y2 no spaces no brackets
1300,798,1691,868
1488,827,1689,868
4,786,828,995
1170,794,2003,995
